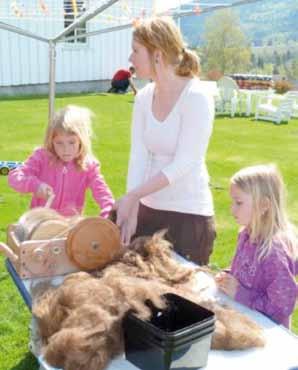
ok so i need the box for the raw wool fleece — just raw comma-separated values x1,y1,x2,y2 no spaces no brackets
33,232,265,370
17,207,82,241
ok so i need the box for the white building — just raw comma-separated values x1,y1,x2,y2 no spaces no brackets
0,0,151,95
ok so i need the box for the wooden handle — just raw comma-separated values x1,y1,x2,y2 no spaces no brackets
0,242,19,262
44,193,55,208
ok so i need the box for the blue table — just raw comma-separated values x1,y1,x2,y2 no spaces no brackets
5,259,298,370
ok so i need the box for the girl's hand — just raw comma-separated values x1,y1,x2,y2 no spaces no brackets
114,193,139,245
36,183,54,200
215,271,239,299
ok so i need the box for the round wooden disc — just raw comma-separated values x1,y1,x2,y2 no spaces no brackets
29,219,70,240
66,217,121,270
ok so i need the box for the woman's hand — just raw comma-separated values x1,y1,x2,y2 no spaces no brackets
114,193,139,245
36,183,54,200
215,271,239,299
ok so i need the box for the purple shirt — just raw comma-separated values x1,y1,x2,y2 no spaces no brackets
231,229,298,328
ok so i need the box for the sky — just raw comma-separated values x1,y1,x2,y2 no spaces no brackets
155,0,191,12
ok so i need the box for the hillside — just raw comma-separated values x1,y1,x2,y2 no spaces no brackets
180,0,298,47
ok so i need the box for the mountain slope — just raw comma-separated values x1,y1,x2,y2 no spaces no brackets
180,0,298,47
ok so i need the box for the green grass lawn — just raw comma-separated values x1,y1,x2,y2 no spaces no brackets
0,93,297,369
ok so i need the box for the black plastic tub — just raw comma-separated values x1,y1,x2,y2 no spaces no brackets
123,293,215,370
126,321,215,349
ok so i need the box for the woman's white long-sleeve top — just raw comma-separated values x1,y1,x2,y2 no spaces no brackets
127,78,214,216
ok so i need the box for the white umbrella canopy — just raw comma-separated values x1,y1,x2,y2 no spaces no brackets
0,0,262,122
0,1,262,27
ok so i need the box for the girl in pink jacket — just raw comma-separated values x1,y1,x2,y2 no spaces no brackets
8,105,114,217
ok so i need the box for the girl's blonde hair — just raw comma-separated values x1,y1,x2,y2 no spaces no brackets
44,105,94,170
133,16,200,77
231,164,298,261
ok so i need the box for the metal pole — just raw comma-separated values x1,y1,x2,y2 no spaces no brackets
173,0,263,18
53,0,121,42
48,40,56,126
59,0,264,43
60,22,132,43
0,21,49,43
177,0,181,30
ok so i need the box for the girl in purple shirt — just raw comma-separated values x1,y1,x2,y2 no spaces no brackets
9,105,114,217
216,164,298,328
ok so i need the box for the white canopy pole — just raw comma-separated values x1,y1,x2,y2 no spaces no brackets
0,21,48,43
0,0,264,126
173,0,263,18
60,0,264,43
48,40,56,126
60,23,132,43
47,0,122,124
53,0,121,42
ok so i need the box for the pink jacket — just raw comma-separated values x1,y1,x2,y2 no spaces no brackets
8,148,114,218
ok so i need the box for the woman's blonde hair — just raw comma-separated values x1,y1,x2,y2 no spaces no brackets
44,105,94,170
133,16,200,77
231,164,298,261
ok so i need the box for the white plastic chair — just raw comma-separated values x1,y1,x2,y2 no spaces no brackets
215,76,239,117
255,92,295,124
286,91,298,118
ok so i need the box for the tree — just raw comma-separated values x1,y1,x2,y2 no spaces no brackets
286,50,291,61
202,9,251,75
263,63,274,75
257,56,264,69
273,65,279,75
251,53,256,66
289,59,298,80
273,51,281,66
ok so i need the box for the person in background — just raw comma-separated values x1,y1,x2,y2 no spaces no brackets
108,66,137,95
113,17,216,265
216,164,298,328
8,105,114,217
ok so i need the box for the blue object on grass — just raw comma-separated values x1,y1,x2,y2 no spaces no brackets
0,160,23,175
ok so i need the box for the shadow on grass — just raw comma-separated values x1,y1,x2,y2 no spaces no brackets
11,352,38,370
215,113,251,119
251,118,288,125
0,92,110,101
